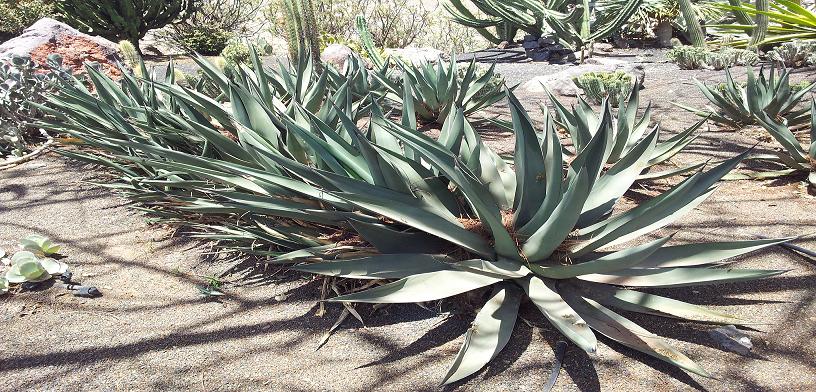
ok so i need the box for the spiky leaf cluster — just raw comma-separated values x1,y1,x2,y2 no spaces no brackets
679,66,814,128
40,51,786,385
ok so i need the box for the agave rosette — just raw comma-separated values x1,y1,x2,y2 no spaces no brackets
371,56,506,124
546,79,705,179
40,55,788,385
678,66,814,128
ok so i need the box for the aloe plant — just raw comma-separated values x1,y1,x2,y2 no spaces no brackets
38,52,789,384
678,66,814,128
547,78,704,179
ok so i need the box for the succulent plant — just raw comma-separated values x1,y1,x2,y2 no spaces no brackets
766,40,816,67
0,54,70,157
372,56,506,124
5,250,67,284
548,78,704,178
39,54,788,385
572,71,634,107
740,99,816,186
20,234,61,256
666,45,759,70
678,66,814,128
444,0,643,53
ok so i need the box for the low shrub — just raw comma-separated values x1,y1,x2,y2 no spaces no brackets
0,0,54,41
155,0,262,55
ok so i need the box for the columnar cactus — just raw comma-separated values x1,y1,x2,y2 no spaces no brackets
749,0,769,48
56,0,194,54
678,0,706,47
282,0,321,67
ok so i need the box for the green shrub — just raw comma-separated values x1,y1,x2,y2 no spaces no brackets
154,0,262,55
572,71,634,106
56,0,194,53
172,27,235,55
0,0,54,40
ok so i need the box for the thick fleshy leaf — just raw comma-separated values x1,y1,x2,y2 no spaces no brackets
530,236,671,279
329,269,502,303
577,267,786,287
442,283,522,385
638,238,793,268
518,276,597,354
295,254,455,279
560,288,710,377
580,284,749,325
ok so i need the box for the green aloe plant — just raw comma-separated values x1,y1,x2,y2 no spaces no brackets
547,78,704,179
678,66,814,128
40,55,788,385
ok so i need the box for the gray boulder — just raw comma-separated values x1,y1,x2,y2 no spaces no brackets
320,43,354,70
0,18,120,62
384,47,446,65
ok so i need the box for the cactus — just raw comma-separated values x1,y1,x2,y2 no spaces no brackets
56,0,194,54
572,71,634,106
749,0,769,48
667,45,759,70
282,0,321,67
117,40,140,68
678,0,706,47
355,15,386,70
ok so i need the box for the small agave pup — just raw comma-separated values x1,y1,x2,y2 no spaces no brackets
547,78,705,180
44,58,787,386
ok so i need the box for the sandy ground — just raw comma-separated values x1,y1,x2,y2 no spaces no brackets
2,51,816,391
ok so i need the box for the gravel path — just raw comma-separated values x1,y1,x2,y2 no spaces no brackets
2,51,816,391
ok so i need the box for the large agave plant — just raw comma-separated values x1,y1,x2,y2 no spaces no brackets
372,57,505,124
547,79,704,179
41,56,787,386
679,66,814,128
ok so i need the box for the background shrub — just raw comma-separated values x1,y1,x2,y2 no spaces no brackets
155,0,263,55
0,0,54,42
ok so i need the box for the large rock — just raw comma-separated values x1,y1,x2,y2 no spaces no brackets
0,18,123,77
384,47,446,65
320,44,354,70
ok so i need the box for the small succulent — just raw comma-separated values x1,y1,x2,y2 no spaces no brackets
20,234,61,256
5,250,67,284
372,56,506,123
572,71,634,107
0,276,7,295
767,40,816,68
548,77,704,179
742,99,816,186
666,45,759,70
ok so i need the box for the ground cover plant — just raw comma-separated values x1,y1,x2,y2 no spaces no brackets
34,46,795,385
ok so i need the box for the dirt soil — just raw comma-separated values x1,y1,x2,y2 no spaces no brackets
2,50,816,391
